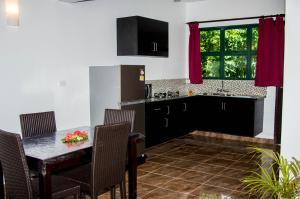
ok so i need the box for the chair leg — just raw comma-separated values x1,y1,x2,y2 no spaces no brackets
120,180,126,199
110,186,116,199
80,192,85,199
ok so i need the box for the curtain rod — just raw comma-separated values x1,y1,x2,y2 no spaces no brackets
186,14,285,24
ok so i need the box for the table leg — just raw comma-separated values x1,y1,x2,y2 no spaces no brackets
0,161,4,199
39,163,52,199
128,136,138,199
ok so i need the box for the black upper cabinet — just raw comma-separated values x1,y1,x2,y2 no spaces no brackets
117,16,169,57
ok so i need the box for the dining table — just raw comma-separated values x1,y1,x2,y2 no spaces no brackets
0,126,144,199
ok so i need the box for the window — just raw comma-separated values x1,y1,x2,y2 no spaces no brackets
200,24,258,80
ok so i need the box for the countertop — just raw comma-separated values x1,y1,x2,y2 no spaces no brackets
120,94,266,106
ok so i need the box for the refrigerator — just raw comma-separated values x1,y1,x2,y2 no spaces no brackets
89,65,146,155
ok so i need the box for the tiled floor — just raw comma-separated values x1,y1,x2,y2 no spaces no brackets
135,133,272,199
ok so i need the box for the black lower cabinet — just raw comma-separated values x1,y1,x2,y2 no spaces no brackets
190,96,223,132
145,96,264,148
145,101,170,147
145,99,193,148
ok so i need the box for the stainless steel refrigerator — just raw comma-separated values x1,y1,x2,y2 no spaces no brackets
89,64,145,131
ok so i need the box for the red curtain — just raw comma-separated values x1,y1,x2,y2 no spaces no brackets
189,23,203,84
255,16,285,87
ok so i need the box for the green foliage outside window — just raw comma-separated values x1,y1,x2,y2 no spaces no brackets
200,24,258,80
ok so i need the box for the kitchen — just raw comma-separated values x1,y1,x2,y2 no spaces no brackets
0,0,299,198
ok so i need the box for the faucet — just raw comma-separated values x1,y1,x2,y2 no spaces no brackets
217,80,229,93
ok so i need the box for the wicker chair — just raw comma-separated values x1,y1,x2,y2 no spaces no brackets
104,109,135,132
0,129,80,199
20,111,57,138
104,109,146,159
59,123,131,199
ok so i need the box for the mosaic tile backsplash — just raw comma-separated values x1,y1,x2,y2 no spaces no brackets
146,79,267,97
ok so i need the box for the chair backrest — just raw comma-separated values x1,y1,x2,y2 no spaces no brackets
20,111,57,138
104,109,135,132
91,123,131,198
0,130,33,199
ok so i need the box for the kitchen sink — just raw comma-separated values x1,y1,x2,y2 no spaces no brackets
202,92,235,97
200,92,262,99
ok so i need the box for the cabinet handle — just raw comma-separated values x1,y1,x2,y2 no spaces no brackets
183,103,187,112
166,105,170,115
154,108,161,111
224,102,226,111
164,118,169,128
152,42,156,52
155,42,158,51
221,102,223,111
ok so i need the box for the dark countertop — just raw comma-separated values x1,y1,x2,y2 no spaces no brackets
120,94,266,106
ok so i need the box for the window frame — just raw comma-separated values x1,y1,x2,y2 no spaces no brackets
200,24,258,80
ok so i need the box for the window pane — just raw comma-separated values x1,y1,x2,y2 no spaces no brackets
202,56,220,78
224,56,247,78
251,56,257,78
225,28,247,51
252,27,258,51
200,30,220,52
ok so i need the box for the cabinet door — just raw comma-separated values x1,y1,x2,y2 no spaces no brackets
191,96,223,132
145,102,170,147
222,98,255,136
138,17,155,56
152,20,168,57
138,17,168,57
172,98,193,136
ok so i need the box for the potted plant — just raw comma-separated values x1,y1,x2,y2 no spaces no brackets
242,147,300,199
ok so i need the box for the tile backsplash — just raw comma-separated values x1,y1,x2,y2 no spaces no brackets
146,79,267,97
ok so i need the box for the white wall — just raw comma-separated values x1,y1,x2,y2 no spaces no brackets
0,0,186,132
281,0,300,159
185,0,285,139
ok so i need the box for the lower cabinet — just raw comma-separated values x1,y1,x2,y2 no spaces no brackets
193,96,264,137
145,96,264,148
145,99,192,148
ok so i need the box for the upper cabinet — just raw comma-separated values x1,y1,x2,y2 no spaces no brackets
117,16,169,57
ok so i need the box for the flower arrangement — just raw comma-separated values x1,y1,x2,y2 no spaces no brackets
61,130,88,143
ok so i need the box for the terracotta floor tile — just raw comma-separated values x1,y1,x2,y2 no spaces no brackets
230,161,259,171
206,176,243,190
137,169,150,178
219,168,252,179
216,151,245,161
147,156,177,164
141,188,188,199
137,133,272,198
137,183,157,197
191,184,232,198
170,159,203,170
204,157,235,167
178,170,214,184
152,165,187,178
145,143,181,155
161,151,191,159
160,179,202,194
190,149,221,156
221,147,248,155
168,145,206,154
191,163,226,175
138,173,173,186
179,154,213,162
137,161,163,172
